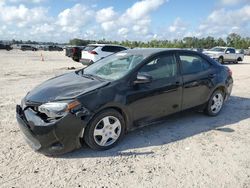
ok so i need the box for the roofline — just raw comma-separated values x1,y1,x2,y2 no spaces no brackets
87,44,126,47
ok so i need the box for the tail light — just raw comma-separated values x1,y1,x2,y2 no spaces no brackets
72,48,76,53
88,51,98,55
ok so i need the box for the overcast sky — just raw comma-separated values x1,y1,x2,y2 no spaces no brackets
0,0,249,42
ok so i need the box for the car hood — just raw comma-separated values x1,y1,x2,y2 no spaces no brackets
204,51,222,55
25,71,110,104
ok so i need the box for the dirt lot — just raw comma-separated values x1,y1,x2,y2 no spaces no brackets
0,50,250,188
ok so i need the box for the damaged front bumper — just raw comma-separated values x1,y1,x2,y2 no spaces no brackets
16,104,89,155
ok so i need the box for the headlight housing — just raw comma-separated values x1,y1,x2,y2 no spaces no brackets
38,100,80,118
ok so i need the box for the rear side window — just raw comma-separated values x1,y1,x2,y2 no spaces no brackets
102,46,126,53
180,54,210,75
84,45,97,51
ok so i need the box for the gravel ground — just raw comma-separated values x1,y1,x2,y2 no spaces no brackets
0,50,250,188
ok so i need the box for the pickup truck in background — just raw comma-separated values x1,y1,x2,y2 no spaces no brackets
203,46,244,64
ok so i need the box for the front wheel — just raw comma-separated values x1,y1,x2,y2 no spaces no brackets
205,90,224,116
84,109,125,150
218,57,224,64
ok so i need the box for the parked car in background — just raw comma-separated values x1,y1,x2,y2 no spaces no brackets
244,48,250,55
21,45,38,51
46,45,63,51
236,49,244,54
65,46,85,62
16,48,233,155
203,46,244,64
80,44,127,65
0,43,13,51
186,48,204,53
65,46,73,57
72,46,85,62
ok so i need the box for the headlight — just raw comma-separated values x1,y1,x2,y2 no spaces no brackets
38,100,80,118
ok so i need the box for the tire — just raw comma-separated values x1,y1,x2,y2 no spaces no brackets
218,56,224,64
237,57,242,62
205,90,224,116
84,109,125,150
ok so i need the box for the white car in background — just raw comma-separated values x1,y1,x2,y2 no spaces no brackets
203,46,244,64
80,44,127,65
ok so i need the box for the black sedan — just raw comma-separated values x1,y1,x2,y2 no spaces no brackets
16,49,233,155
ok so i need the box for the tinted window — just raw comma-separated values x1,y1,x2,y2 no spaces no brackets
139,55,177,80
102,46,125,53
180,54,210,75
227,48,235,53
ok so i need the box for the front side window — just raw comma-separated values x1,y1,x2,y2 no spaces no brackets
227,48,235,53
138,55,177,80
84,52,144,80
180,54,210,75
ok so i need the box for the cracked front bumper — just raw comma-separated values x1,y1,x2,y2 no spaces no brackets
16,105,88,155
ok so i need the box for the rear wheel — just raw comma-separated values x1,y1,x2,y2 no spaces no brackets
84,109,125,150
205,90,224,116
218,56,224,64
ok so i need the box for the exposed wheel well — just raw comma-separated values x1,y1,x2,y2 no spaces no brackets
214,86,226,99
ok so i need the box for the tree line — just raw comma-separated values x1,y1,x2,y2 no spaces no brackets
69,33,250,49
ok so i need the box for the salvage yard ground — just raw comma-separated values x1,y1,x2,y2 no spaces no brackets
0,50,250,188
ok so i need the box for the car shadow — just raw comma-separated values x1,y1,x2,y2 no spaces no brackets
225,62,249,65
61,96,250,159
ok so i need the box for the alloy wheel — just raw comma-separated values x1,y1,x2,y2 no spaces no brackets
93,116,122,147
210,93,224,114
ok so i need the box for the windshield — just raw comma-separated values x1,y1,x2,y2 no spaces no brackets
84,52,144,81
210,47,225,52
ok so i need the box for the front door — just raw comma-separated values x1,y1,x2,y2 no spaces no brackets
126,53,182,124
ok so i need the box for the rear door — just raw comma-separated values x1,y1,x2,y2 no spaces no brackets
99,46,114,58
177,52,215,110
81,45,98,60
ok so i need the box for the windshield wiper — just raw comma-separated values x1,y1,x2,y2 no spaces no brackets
81,74,95,80
87,74,105,81
81,69,106,81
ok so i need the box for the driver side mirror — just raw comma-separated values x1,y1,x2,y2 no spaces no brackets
226,51,230,54
133,73,152,85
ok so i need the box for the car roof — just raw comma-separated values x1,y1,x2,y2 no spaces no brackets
214,46,227,49
124,48,196,56
87,44,126,47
